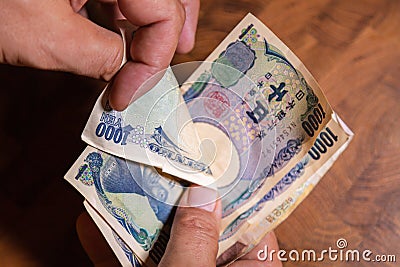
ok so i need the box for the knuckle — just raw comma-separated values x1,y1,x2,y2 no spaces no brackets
174,209,219,263
177,209,219,243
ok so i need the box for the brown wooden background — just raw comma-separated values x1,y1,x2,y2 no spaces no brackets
0,0,399,266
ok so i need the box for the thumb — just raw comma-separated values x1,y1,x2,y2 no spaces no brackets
0,1,123,81
42,11,124,81
159,186,221,267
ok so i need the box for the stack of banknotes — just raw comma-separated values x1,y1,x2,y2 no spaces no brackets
65,13,353,266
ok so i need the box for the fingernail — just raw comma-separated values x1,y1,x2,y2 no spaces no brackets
187,186,217,212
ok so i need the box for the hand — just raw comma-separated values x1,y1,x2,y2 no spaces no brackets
0,0,199,110
77,186,282,267
159,186,282,267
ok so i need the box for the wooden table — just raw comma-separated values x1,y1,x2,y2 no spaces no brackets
0,0,399,266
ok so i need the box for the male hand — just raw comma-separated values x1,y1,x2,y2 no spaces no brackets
0,0,199,110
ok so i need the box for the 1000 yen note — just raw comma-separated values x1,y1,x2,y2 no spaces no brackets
220,114,353,230
218,117,353,265
65,146,182,266
82,67,216,186
217,114,353,262
180,13,334,222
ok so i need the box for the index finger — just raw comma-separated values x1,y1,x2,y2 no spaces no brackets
109,0,186,110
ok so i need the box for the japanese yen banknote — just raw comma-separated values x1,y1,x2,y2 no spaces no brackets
65,13,353,266
82,67,216,186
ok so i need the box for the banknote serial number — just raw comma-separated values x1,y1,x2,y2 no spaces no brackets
266,197,294,223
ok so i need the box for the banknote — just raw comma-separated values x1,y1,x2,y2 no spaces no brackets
83,200,142,267
179,13,335,226
217,114,353,263
82,66,218,186
219,115,351,231
65,146,180,266
83,19,216,185
218,130,354,265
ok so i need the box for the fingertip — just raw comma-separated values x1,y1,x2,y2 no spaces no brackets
107,63,138,111
108,91,128,111
176,31,196,54
176,0,199,54
108,61,164,111
178,186,222,223
176,14,196,54
160,204,220,267
107,82,127,111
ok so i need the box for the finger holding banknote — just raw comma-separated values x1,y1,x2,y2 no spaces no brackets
160,186,282,267
0,0,199,110
159,186,221,267
0,1,123,81
107,0,200,110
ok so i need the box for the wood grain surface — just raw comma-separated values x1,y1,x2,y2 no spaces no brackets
0,0,399,266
